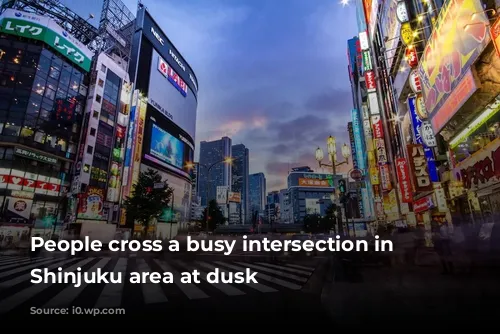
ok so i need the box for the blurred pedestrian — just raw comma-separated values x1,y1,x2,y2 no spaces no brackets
432,219,454,274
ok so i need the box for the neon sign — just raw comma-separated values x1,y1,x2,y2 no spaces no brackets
158,56,188,97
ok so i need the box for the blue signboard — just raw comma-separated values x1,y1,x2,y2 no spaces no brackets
351,109,366,170
124,105,136,168
347,38,358,77
408,96,439,182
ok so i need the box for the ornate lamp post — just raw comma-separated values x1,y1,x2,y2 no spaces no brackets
315,136,351,234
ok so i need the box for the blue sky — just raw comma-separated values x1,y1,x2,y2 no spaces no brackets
62,0,358,190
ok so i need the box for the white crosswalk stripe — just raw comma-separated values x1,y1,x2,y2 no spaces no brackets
0,257,316,313
0,256,26,264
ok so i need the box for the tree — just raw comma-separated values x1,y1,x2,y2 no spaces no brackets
303,213,322,233
124,169,173,238
202,199,226,231
322,204,338,233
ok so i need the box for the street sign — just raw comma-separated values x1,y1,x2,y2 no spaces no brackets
350,169,363,181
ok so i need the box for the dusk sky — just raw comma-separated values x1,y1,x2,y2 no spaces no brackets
62,0,358,191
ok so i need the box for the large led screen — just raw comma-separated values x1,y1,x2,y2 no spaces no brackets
143,105,194,179
150,123,184,169
148,49,197,142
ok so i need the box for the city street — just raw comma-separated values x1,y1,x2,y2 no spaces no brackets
0,254,329,322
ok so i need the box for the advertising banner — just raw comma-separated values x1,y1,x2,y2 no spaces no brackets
493,17,500,57
371,115,384,139
365,70,376,92
396,158,412,203
418,0,490,119
149,50,197,142
77,187,105,220
298,178,332,187
216,186,229,204
379,163,392,191
413,195,435,213
0,9,93,71
380,0,401,69
122,90,139,189
374,138,387,164
352,109,366,170
348,122,359,169
407,144,433,192
130,98,147,191
7,197,33,221
356,0,368,31
228,192,241,203
408,96,439,182
368,0,379,39
149,123,184,169
453,138,500,192
368,92,380,114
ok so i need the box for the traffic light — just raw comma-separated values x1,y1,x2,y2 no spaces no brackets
337,179,347,194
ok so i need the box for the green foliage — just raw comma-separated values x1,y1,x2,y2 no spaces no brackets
202,199,226,231
303,204,338,233
124,169,173,235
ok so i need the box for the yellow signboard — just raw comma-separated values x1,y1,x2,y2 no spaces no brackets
400,22,413,46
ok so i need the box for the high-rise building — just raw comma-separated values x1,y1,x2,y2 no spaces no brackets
265,190,280,224
231,144,249,223
279,189,290,223
126,6,198,237
249,172,266,217
0,3,97,239
198,137,232,206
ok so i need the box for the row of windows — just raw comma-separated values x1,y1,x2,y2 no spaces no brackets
0,148,70,178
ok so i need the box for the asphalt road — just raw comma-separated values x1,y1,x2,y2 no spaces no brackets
0,254,331,325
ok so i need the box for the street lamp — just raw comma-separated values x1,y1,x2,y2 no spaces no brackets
186,157,237,231
315,135,351,235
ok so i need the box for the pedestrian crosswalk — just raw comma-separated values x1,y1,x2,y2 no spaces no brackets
0,255,316,313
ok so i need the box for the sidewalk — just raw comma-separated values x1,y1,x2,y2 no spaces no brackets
321,259,500,329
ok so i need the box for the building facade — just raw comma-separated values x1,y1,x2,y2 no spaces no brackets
0,6,95,241
126,7,198,237
198,137,232,206
231,143,249,223
249,172,266,217
351,0,500,243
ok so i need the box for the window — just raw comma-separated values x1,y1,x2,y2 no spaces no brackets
100,64,106,73
37,55,51,74
95,94,101,103
98,79,104,87
34,131,45,144
93,110,99,118
87,145,93,154
90,128,96,136
3,123,20,136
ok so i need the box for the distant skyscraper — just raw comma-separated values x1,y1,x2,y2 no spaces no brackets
199,137,232,206
249,173,266,216
231,144,249,223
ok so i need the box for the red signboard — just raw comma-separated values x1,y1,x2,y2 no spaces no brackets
371,115,384,139
407,144,433,192
396,158,412,203
365,70,376,91
413,195,434,213
405,47,418,68
0,174,67,194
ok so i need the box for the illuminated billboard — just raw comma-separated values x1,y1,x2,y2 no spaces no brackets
143,106,194,179
150,123,184,170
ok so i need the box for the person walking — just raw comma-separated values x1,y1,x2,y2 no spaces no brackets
432,219,454,274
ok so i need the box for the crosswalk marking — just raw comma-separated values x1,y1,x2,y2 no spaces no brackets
256,262,314,276
214,261,302,290
0,258,83,313
0,256,25,264
137,258,168,304
94,258,128,308
285,263,315,271
234,262,309,283
173,260,245,296
153,259,209,300
0,258,60,279
196,261,277,293
43,258,106,307
0,257,48,270
0,257,314,312
0,258,93,289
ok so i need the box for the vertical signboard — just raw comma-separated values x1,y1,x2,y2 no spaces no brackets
348,122,358,169
381,0,401,69
130,98,147,192
396,158,412,203
408,96,439,182
407,144,433,192
352,109,366,170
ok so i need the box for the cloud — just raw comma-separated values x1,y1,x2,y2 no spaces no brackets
305,89,353,112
